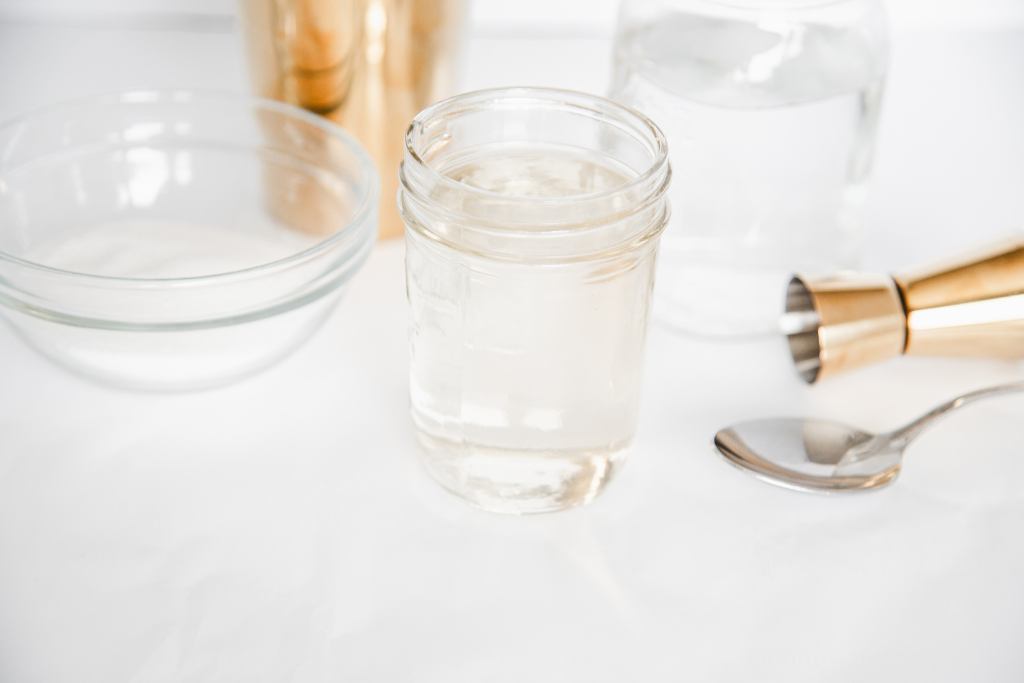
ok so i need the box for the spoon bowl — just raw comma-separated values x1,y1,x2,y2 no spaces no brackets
713,382,1024,493
714,418,902,492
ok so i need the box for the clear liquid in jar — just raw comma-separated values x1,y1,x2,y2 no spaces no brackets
612,10,885,335
406,146,657,513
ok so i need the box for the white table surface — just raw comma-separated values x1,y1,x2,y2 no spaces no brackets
1,15,1024,683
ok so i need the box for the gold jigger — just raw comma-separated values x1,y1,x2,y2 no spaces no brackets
786,236,1024,382
239,0,464,239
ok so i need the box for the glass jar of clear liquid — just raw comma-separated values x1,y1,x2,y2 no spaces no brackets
611,0,888,335
399,88,670,513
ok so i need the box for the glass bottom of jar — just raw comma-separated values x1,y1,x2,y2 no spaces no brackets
415,430,629,514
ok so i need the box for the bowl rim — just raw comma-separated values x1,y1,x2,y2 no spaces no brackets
0,89,379,288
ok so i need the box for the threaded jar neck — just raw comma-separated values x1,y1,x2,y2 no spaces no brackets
398,87,671,263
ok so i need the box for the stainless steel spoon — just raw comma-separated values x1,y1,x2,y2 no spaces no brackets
714,382,1024,492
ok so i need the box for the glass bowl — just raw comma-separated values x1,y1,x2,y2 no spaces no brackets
0,91,378,390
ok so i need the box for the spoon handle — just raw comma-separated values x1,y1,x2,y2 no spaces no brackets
887,381,1024,447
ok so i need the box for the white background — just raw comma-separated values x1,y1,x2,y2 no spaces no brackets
2,0,1024,30
1,2,1023,682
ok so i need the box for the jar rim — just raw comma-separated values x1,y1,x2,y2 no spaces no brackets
401,86,670,222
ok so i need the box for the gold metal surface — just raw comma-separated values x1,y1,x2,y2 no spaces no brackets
253,106,359,238
240,0,464,239
787,273,906,382
895,236,1024,356
786,236,1024,382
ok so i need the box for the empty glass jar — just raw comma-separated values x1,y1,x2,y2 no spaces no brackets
611,0,889,335
399,88,670,513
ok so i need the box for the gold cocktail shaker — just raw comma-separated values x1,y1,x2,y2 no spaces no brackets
786,236,1024,382
239,0,464,239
